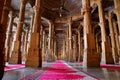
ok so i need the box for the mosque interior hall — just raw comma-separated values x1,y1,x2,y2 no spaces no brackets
0,0,120,80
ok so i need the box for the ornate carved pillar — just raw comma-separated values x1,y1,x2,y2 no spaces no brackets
82,0,100,67
98,0,114,64
51,25,55,61
53,38,57,60
0,0,8,79
108,12,119,63
77,27,81,62
5,11,14,62
114,0,120,41
22,29,29,61
62,40,66,60
68,20,73,62
73,35,77,62
9,0,26,64
113,22,120,63
65,27,69,61
26,0,42,68
27,13,34,53
47,22,52,61
42,31,46,61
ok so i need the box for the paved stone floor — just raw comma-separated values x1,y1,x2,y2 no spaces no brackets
2,61,120,80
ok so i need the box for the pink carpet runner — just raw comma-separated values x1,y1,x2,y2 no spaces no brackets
4,64,25,71
100,64,120,71
38,60,84,80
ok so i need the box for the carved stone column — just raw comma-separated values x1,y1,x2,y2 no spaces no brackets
77,27,81,62
42,31,46,61
26,0,42,68
27,13,34,53
0,0,9,79
113,22,120,63
114,0,120,41
53,38,57,60
68,21,73,62
47,22,52,61
9,0,26,64
82,0,100,67
51,25,55,61
22,29,29,61
73,35,77,62
62,40,66,60
65,27,69,61
5,11,14,62
108,12,119,63
98,0,114,64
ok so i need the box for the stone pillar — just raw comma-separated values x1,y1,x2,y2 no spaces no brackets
113,22,120,63
22,29,29,61
114,0,120,41
26,0,42,68
108,12,119,63
73,35,77,62
9,0,26,64
51,24,55,61
27,13,34,53
5,11,14,62
62,40,66,59
82,0,100,67
77,27,81,62
47,22,55,61
53,38,57,60
42,31,46,61
0,0,8,79
68,21,73,62
47,22,52,61
65,27,69,61
98,0,114,64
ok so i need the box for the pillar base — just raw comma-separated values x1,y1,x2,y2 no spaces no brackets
9,41,21,64
25,33,41,68
26,48,41,68
105,41,114,64
83,49,100,68
83,34,100,67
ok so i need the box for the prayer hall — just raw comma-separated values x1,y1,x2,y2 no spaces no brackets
0,0,120,80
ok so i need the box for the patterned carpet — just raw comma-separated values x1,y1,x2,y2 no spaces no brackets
20,61,99,80
4,64,25,71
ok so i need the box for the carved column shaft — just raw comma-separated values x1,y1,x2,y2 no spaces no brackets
5,11,14,62
113,22,120,62
0,0,10,79
82,0,100,67
68,21,73,62
65,27,69,61
114,0,120,35
98,0,114,64
9,0,26,64
108,12,119,63
42,31,46,61
26,0,42,68
27,13,34,53
47,22,52,61
77,28,81,62
51,24,55,61
73,35,77,62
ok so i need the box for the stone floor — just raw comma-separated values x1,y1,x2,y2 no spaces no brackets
2,61,120,80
